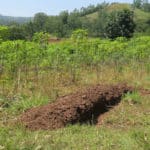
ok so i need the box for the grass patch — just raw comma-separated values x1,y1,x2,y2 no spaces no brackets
123,91,142,104
0,86,149,150
0,125,149,150
0,95,50,115
0,63,149,149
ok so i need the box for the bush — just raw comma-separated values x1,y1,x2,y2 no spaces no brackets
105,9,136,39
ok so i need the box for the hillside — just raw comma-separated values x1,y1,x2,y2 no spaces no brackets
0,14,32,25
0,3,149,27
1,3,150,26
85,3,150,24
0,3,149,38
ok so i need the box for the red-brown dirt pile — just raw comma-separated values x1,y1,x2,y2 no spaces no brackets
20,84,133,130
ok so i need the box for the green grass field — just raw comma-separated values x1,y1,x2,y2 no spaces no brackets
0,35,150,149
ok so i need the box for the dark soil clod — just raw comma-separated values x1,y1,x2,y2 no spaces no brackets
20,84,133,130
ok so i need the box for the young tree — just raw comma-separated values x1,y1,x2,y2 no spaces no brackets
105,9,136,39
71,29,88,42
32,32,50,45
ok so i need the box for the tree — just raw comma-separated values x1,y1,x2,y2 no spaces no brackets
23,21,36,40
105,9,136,39
59,11,70,37
59,11,69,25
8,25,25,40
33,13,49,32
68,13,82,31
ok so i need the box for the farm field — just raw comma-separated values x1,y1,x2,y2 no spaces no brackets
0,36,150,149
1,0,150,149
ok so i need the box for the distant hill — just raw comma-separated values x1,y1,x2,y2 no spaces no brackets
0,3,149,37
85,3,150,26
0,14,32,25
82,3,150,34
1,3,149,26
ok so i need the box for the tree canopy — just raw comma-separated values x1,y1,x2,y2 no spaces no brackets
105,9,136,39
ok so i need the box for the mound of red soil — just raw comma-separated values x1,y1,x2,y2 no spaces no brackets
49,38,61,43
20,84,132,130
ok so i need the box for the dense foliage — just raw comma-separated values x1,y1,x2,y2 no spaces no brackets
105,9,135,39
0,26,9,41
0,2,150,40
0,14,31,25
0,35,150,81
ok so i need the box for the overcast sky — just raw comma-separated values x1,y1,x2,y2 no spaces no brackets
0,0,135,17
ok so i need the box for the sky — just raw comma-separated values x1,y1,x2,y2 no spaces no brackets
0,0,133,17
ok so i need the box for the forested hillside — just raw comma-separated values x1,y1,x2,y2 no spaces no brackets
0,14,31,25
85,3,150,36
0,2,150,39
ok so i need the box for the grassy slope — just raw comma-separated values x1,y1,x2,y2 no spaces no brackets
85,3,150,24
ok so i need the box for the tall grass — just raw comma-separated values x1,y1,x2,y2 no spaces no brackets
0,36,150,98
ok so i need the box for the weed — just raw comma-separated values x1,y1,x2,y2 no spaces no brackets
123,91,142,104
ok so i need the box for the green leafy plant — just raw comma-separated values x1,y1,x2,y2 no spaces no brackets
71,29,88,42
32,32,50,45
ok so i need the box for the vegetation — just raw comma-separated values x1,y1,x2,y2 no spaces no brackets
0,14,31,25
133,0,150,11
0,2,150,39
0,26,9,41
0,1,150,150
105,9,135,39
0,33,150,96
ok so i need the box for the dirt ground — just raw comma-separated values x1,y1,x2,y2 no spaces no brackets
139,88,150,96
20,84,133,130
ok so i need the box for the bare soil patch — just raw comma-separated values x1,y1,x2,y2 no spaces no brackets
139,88,150,96
20,84,133,130
49,38,61,43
